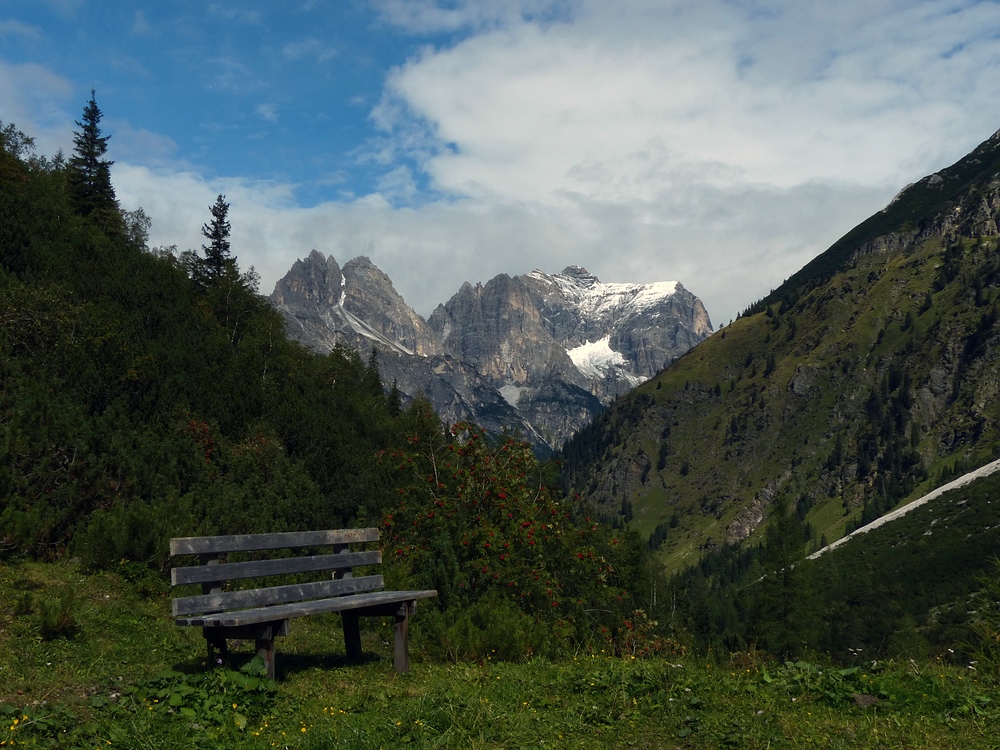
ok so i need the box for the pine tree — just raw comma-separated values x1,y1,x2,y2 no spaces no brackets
201,194,233,281
69,90,117,217
388,380,403,417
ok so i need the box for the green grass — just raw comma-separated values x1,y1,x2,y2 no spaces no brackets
3,559,1000,748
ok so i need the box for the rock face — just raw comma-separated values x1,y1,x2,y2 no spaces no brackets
430,266,712,406
272,251,442,356
270,253,713,451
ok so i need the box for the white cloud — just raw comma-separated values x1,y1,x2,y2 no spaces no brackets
207,4,263,26
107,122,178,166
205,55,262,93
282,37,337,63
41,0,83,21
349,0,1000,322
375,165,419,204
372,0,577,34
0,19,43,41
131,10,152,36
380,0,997,202
0,59,73,153
114,156,885,326
256,103,278,122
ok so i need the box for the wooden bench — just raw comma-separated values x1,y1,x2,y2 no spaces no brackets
169,528,436,679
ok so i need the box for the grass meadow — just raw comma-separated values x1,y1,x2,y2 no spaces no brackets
2,559,997,749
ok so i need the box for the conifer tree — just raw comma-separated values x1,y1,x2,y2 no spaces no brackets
69,90,117,217
201,194,233,281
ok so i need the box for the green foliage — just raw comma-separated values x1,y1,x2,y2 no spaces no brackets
3,560,1000,750
415,592,559,661
127,664,277,730
200,193,233,282
969,559,1000,677
563,222,1000,573
760,661,864,705
0,120,35,159
750,127,1000,314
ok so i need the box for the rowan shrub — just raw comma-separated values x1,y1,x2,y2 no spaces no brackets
382,421,652,655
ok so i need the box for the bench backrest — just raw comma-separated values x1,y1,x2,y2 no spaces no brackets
170,528,384,618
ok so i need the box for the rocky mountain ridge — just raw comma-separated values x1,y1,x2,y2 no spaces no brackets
270,253,712,450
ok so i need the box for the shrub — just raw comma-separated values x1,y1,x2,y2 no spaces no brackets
37,585,78,640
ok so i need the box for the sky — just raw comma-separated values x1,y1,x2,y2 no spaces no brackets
2,1,1000,326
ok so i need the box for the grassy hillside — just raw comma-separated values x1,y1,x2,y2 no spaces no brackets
561,126,1000,573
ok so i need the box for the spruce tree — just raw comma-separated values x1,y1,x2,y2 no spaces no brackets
69,90,117,217
201,194,232,281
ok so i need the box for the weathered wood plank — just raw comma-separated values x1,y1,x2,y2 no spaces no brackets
175,590,437,628
171,550,381,586
170,528,380,556
172,574,386,616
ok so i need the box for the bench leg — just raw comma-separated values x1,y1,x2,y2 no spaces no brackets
394,612,410,673
205,628,229,668
256,638,276,680
342,612,362,662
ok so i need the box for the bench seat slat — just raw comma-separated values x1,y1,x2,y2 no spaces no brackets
172,574,386,617
170,528,380,556
171,550,380,586
176,590,439,628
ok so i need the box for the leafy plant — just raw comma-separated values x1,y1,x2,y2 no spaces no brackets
126,662,277,732
760,660,865,705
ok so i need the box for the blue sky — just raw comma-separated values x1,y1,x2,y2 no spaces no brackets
2,1,1000,324
0,2,437,202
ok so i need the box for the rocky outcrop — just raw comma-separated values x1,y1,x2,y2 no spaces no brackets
341,257,442,357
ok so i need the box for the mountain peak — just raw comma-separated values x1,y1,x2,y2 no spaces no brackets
559,265,600,285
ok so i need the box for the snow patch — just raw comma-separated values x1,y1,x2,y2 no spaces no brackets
568,336,627,380
499,384,528,407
